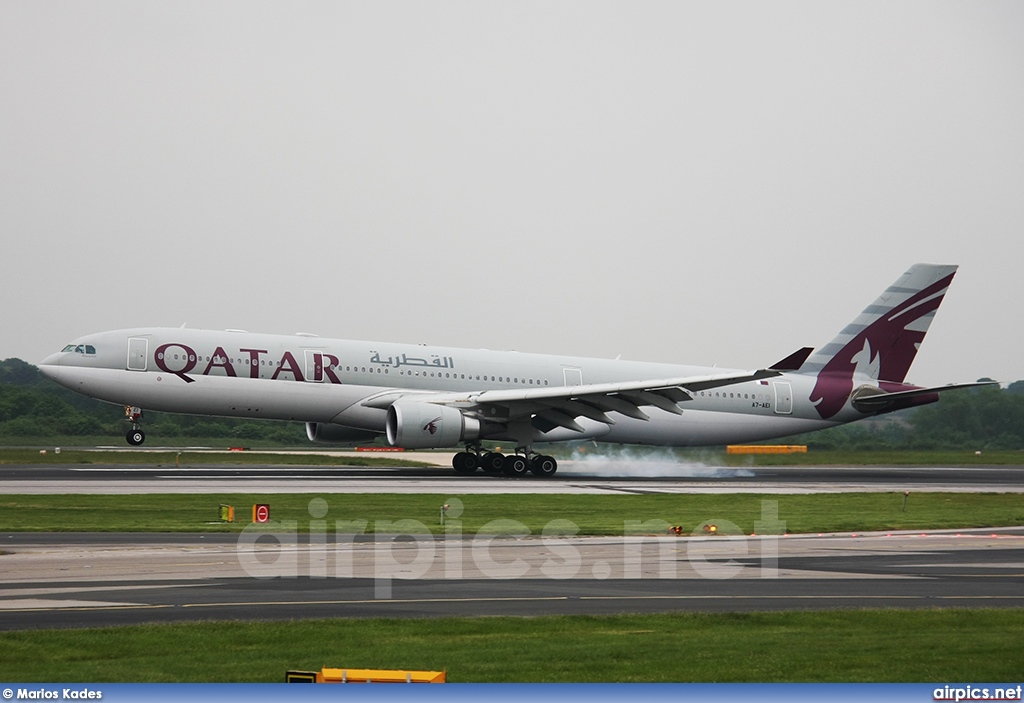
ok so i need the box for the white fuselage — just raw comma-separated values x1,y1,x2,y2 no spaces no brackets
40,327,843,447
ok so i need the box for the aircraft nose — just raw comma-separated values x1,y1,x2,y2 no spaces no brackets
38,353,62,380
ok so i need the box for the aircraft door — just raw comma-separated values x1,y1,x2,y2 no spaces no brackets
127,338,148,371
773,381,793,414
303,350,324,383
563,368,583,386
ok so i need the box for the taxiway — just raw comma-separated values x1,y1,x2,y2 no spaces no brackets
2,528,1023,630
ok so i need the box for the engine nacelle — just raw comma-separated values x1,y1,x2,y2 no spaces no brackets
385,402,480,449
306,422,381,444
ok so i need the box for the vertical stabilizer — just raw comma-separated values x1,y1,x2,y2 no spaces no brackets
804,263,958,419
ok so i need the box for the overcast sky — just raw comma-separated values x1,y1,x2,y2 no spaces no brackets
1,1,1022,387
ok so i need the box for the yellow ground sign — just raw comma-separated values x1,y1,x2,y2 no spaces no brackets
726,445,807,454
287,668,447,683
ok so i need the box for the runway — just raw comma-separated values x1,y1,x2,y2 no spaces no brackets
1,461,1022,494
1,528,1023,630
1,462,1022,630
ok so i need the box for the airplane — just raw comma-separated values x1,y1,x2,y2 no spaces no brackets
38,263,993,477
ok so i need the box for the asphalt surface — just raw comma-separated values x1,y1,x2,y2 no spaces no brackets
2,528,1023,630
1,462,1022,493
1,462,1022,630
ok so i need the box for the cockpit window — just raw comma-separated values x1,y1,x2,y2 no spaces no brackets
62,344,96,355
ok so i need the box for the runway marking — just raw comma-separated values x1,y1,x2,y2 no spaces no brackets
0,600,169,611
68,467,410,474
0,583,212,598
182,596,571,608
578,594,1024,601
928,573,1024,578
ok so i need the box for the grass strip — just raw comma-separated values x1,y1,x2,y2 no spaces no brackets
2,447,1023,466
1,609,1021,682
1,492,1022,534
0,447,430,467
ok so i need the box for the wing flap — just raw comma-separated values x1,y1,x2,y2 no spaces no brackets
618,390,684,415
535,408,587,433
583,394,651,421
540,399,617,425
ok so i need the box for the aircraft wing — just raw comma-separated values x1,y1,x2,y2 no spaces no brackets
363,367,782,433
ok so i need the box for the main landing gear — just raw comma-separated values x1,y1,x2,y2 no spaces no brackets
125,406,145,446
452,447,558,478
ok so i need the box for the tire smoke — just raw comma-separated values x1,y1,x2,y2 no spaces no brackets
556,446,754,478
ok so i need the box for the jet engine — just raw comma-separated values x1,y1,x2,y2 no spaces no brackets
385,402,480,449
305,422,381,444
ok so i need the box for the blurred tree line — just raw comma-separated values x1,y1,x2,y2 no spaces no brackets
796,380,1024,451
0,358,308,444
1,358,1021,449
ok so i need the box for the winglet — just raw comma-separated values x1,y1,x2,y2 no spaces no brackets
769,347,814,371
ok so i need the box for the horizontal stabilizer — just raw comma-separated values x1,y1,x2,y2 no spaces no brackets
770,347,814,371
852,381,998,412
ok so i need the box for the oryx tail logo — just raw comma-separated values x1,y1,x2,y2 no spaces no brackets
810,271,955,419
423,417,442,435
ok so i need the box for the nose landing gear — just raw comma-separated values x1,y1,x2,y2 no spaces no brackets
125,406,145,446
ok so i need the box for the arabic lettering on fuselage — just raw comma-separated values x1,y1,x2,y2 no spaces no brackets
369,351,455,369
151,342,459,384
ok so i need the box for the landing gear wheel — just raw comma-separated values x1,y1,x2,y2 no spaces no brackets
126,429,146,446
503,454,529,477
481,452,505,474
530,454,557,477
452,452,478,474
